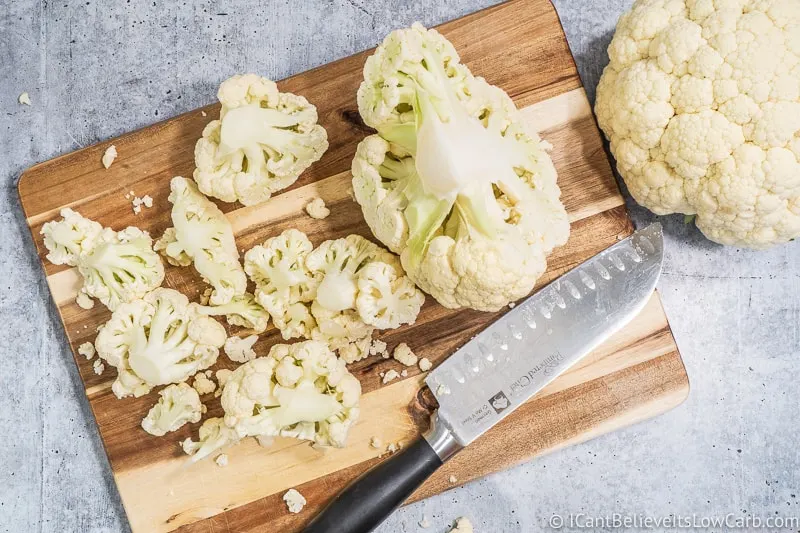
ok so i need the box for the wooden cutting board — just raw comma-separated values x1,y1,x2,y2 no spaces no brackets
18,0,689,531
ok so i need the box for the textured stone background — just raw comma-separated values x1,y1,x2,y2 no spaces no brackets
1,1,798,532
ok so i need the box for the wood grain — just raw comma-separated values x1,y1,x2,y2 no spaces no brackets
18,0,689,531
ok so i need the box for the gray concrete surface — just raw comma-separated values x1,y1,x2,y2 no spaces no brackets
1,1,798,532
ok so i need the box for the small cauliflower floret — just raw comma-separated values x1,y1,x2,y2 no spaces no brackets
392,342,417,367
95,288,227,398
356,261,424,329
418,357,432,372
221,340,361,447
192,372,217,396
283,489,307,514
224,334,259,363
449,517,474,533
40,208,103,266
215,454,229,467
305,197,330,219
78,341,95,360
193,74,329,206
159,177,247,305
75,290,95,310
596,0,800,248
182,417,240,463
353,24,569,311
192,293,269,333
244,229,320,340
102,145,118,169
78,226,165,311
309,302,375,364
141,383,203,437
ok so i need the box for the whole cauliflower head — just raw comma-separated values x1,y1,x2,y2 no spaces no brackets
141,383,203,437
40,208,103,266
159,176,247,305
194,74,329,206
95,288,227,398
244,229,320,340
220,340,361,447
595,0,800,248
353,23,569,311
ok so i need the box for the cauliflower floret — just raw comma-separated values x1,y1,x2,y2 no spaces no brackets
182,417,240,463
356,261,424,329
158,176,247,305
40,208,103,266
193,74,329,206
75,290,95,310
95,288,226,398
192,293,269,333
224,334,259,363
220,340,361,447
283,489,307,514
596,0,800,248
192,371,217,396
392,342,417,367
141,383,203,437
78,341,95,360
305,197,330,219
353,24,569,311
244,229,320,340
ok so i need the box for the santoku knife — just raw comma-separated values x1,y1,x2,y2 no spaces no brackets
303,223,664,533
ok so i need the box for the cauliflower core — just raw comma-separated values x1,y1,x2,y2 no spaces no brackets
141,383,203,436
95,288,226,398
41,209,164,311
596,0,800,248
157,176,247,305
221,340,361,447
194,74,329,206
353,23,569,311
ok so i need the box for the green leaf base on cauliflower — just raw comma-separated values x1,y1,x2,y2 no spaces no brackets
40,209,164,311
161,176,247,305
220,340,361,448
352,24,569,311
141,383,203,437
595,0,800,248
192,292,270,333
194,74,329,206
95,288,227,398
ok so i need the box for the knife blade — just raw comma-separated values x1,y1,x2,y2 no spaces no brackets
303,223,664,533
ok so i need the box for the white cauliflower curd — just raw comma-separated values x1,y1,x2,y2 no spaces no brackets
157,176,247,305
220,340,361,447
141,383,203,436
95,288,226,398
41,209,164,310
192,292,269,333
353,23,569,311
194,74,329,206
595,0,800,248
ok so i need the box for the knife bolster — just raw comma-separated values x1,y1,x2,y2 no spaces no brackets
423,412,463,462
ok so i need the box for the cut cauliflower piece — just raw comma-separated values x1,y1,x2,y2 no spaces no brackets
353,24,569,311
95,288,226,398
153,227,191,267
305,197,330,219
182,417,240,463
224,334,259,363
596,0,800,248
244,229,320,340
77,226,165,311
40,208,103,266
356,261,424,329
102,145,118,169
75,290,95,310
192,293,269,333
220,340,361,447
78,341,95,360
141,383,203,437
283,488,307,514
449,517,474,533
160,176,247,304
193,371,217,396
193,74,329,206
392,342,417,367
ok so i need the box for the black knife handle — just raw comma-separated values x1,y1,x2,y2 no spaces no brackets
302,437,442,533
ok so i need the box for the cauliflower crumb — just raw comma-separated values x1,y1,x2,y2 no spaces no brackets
224,334,258,363
101,145,117,169
401,369,408,377
382,369,400,384
386,442,402,454
393,342,417,367
92,359,105,375
370,436,383,449
199,287,213,305
255,435,274,448
78,341,95,360
305,197,330,219
283,488,306,514
131,195,154,215
215,454,228,467
508,302,516,309
449,517,473,533
192,372,216,396
418,357,432,372
75,291,94,310
369,339,388,358
449,474,458,484
201,110,207,117
419,515,431,528
18,92,31,105
436,383,450,396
